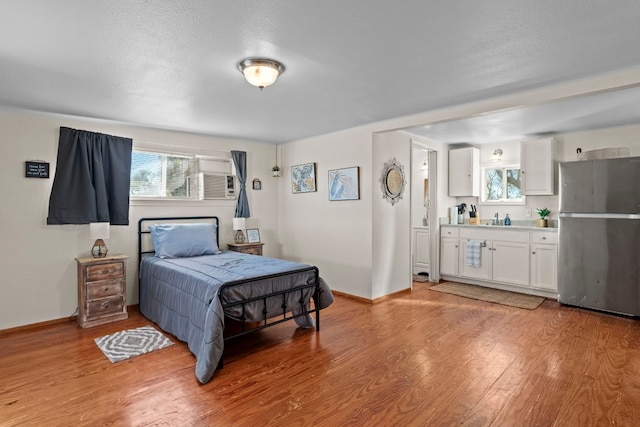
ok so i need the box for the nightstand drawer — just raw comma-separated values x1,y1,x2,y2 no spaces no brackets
87,280,124,299
243,247,262,255
87,296,125,317
86,262,124,281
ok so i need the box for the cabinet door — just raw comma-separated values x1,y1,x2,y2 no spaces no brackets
414,229,430,267
440,237,459,276
459,240,492,280
530,243,558,291
449,147,479,197
521,138,555,195
492,241,530,287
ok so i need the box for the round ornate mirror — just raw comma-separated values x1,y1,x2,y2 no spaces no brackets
380,158,406,205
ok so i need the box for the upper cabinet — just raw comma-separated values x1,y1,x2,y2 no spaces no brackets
448,147,479,197
520,137,556,195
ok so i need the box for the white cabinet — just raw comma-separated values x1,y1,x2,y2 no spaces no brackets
520,137,556,195
459,235,529,287
459,239,492,280
413,227,430,274
440,227,459,276
530,231,558,292
449,147,479,197
492,240,530,287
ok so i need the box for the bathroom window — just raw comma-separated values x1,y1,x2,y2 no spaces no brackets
481,164,524,204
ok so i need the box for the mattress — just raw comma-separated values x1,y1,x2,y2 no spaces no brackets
139,251,333,383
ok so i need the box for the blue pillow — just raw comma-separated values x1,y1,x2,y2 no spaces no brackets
149,223,221,258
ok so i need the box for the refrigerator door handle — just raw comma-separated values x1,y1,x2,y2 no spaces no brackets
559,212,640,220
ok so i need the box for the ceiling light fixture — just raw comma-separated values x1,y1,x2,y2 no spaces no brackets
490,148,503,161
237,58,285,90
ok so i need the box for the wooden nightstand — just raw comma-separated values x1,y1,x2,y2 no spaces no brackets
227,242,264,256
75,254,128,328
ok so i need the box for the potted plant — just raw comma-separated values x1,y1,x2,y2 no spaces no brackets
536,208,551,228
271,165,280,177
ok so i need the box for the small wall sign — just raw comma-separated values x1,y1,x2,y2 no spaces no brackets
25,161,50,178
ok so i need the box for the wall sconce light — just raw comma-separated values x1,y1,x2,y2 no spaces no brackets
420,159,428,171
89,222,110,258
490,148,503,161
237,58,285,90
232,217,246,243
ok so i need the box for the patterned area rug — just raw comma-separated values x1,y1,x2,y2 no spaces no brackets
95,326,174,363
429,282,545,310
413,274,430,283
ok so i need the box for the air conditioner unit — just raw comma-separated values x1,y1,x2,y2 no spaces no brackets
198,173,236,200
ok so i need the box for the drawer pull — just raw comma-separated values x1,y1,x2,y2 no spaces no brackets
542,237,547,240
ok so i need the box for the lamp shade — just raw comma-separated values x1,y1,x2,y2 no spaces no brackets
232,217,246,231
90,222,110,239
237,58,285,89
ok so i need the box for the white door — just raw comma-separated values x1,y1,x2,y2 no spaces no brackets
440,237,459,276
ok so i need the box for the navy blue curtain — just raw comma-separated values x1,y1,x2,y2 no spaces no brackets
231,150,250,218
47,127,133,225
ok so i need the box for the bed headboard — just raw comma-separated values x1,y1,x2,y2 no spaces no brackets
137,216,220,267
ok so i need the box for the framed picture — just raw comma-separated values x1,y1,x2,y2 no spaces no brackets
246,228,261,243
252,178,262,190
291,162,317,193
328,166,360,201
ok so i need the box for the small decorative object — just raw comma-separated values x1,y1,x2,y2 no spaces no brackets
380,158,406,206
504,214,511,226
291,162,317,193
536,208,550,228
25,161,50,178
271,165,280,177
328,166,360,201
89,222,110,258
246,228,261,243
252,178,262,190
232,217,246,243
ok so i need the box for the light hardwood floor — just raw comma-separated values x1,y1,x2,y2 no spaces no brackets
1,282,639,426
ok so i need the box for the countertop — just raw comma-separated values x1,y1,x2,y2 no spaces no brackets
441,221,557,232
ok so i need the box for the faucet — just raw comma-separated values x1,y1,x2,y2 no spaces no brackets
493,212,499,225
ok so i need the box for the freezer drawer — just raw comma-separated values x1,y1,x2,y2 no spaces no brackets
558,217,640,315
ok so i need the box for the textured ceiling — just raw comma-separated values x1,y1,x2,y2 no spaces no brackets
1,1,640,143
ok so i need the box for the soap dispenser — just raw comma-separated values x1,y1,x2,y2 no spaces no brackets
504,214,511,226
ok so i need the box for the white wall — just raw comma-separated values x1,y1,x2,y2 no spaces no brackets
371,131,412,299
0,110,279,330
278,127,374,299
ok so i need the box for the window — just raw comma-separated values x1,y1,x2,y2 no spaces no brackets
481,164,524,204
130,149,234,201
130,150,195,198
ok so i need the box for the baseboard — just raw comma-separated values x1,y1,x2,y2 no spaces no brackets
0,304,140,336
331,288,412,304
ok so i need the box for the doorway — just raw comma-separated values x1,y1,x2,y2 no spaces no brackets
411,141,438,284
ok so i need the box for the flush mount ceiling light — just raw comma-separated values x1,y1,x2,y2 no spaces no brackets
237,58,285,90
490,148,503,161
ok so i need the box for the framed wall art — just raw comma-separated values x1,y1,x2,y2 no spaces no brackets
246,228,261,243
291,162,317,193
328,166,360,201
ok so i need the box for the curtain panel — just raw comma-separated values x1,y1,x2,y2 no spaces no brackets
47,127,133,225
231,150,250,218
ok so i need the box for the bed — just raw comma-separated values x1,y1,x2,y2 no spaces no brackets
137,216,334,383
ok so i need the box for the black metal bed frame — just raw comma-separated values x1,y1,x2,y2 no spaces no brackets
137,216,321,364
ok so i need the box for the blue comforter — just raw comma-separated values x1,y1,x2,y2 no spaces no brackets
139,251,333,383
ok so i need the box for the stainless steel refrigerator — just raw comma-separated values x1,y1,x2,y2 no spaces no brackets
558,156,640,316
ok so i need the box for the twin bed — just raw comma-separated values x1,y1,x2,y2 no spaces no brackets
137,216,334,383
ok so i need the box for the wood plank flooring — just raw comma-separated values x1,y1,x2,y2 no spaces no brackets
1,282,640,426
